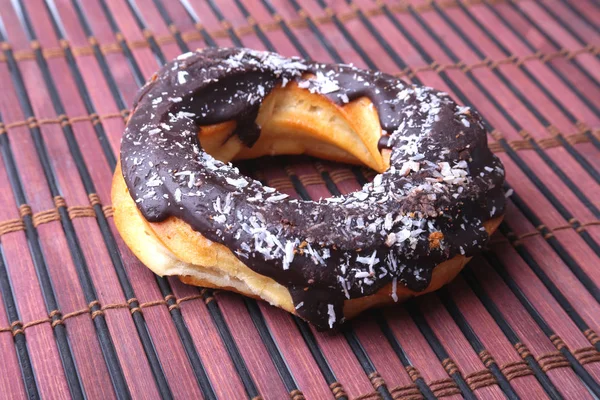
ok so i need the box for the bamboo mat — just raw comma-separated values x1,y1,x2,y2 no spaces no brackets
0,0,598,398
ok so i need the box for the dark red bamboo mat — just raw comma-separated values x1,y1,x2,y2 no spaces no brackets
0,0,598,398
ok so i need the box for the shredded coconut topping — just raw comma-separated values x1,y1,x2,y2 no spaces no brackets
121,48,505,329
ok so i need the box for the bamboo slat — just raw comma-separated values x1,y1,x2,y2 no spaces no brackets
0,0,598,399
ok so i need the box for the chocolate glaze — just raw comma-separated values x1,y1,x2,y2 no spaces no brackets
121,48,505,329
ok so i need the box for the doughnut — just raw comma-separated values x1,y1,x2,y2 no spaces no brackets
112,48,505,329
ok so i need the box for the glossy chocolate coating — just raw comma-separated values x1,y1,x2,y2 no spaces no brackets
121,48,505,329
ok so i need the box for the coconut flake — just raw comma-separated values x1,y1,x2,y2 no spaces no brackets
354,191,368,201
226,177,249,188
146,175,162,187
327,304,336,328
177,71,188,84
384,213,393,231
267,193,289,202
385,232,397,247
338,276,350,299
177,52,194,60
282,240,295,270
399,161,420,176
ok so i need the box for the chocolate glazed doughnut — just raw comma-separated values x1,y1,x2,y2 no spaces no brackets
114,48,505,329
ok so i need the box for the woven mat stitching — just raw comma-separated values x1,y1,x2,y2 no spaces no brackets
0,199,598,239
0,113,127,133
0,0,516,63
4,283,592,396
0,294,205,336
262,167,600,392
2,198,598,385
320,347,597,400
0,197,113,232
1,118,597,155
1,37,596,79
1,203,598,391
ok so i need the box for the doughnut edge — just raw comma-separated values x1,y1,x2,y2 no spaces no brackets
112,166,503,323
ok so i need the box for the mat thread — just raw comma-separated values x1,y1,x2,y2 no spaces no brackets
441,358,459,376
464,369,496,390
536,352,570,372
499,360,533,380
572,347,600,365
584,329,600,345
329,382,347,399
428,377,460,397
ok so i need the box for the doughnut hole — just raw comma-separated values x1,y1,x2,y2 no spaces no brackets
197,80,391,173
